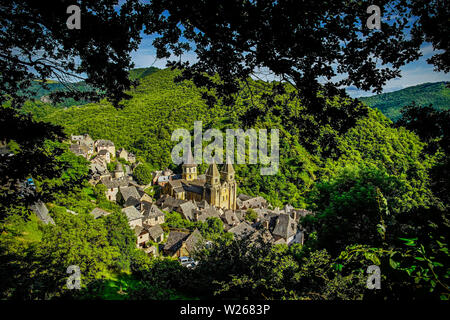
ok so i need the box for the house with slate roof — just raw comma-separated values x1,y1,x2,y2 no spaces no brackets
271,213,303,245
95,139,115,155
97,149,111,163
237,196,268,210
178,200,198,221
221,210,240,230
228,221,255,240
140,193,153,211
147,224,164,243
163,229,203,258
122,206,144,228
101,176,129,201
142,204,165,227
117,185,140,208
116,148,129,161
193,206,221,222
69,143,92,159
135,226,150,248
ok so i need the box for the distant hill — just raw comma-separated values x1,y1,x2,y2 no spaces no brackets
360,82,450,121
129,67,159,81
20,67,160,116
26,67,160,106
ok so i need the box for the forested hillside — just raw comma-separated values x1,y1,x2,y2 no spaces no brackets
3,67,448,300
25,68,435,212
360,82,450,121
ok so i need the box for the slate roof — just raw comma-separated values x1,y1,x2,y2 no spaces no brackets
155,194,169,206
90,207,111,219
222,210,239,226
274,238,287,245
70,144,88,155
220,162,235,175
195,200,210,210
164,231,190,254
125,197,140,208
184,229,203,254
259,212,279,230
158,196,186,211
98,149,109,156
140,193,153,204
101,177,129,189
119,186,140,203
147,224,164,241
168,179,183,189
90,163,107,174
96,139,114,147
196,207,221,222
228,221,255,239
272,214,297,240
179,201,197,221
183,183,204,195
122,206,143,221
239,196,268,209
134,225,145,237
238,194,252,201
173,186,185,194
144,204,165,218
247,228,275,245
235,210,246,221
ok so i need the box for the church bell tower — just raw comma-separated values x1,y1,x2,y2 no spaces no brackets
182,147,197,181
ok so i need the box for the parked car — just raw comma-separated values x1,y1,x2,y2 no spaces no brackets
185,261,199,269
179,256,197,267
178,256,192,265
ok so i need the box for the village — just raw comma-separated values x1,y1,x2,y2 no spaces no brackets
67,134,312,265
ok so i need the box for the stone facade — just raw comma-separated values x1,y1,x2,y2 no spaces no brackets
162,151,237,210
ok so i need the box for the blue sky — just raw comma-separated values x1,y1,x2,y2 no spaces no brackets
130,35,449,98
345,44,450,97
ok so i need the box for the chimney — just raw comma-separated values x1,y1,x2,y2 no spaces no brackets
194,210,199,221
263,220,269,229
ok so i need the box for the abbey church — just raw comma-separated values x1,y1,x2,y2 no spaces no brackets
162,150,237,210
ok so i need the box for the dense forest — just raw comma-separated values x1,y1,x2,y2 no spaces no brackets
22,69,443,210
1,67,448,300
